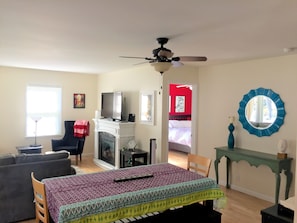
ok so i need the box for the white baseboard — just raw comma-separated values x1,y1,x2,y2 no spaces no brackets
219,181,274,203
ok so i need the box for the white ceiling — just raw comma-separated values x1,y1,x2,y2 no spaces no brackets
1,0,297,74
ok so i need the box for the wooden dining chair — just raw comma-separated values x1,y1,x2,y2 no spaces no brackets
31,172,50,223
187,153,212,177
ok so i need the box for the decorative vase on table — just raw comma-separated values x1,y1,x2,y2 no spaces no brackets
228,116,235,149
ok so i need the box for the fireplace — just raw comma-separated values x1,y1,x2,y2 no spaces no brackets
98,132,115,166
93,118,135,169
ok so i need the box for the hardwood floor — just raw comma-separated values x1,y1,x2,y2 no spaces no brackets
21,153,272,223
168,149,188,169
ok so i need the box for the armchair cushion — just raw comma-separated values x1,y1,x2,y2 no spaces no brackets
53,146,78,154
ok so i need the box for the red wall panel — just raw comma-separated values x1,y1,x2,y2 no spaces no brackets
169,84,192,116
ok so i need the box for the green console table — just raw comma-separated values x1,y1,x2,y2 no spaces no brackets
214,146,293,204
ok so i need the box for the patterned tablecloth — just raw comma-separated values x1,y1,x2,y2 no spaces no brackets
43,163,224,223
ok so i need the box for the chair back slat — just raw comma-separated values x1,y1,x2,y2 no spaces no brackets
187,153,211,177
31,172,49,223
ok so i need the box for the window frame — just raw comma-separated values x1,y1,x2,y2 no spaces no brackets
26,85,62,137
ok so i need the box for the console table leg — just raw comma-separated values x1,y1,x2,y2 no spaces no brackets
214,159,220,184
226,158,230,188
275,173,280,204
284,169,292,200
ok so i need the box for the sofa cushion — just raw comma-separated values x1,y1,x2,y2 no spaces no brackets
0,154,15,166
15,152,69,164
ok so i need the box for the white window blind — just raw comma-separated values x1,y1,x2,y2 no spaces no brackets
26,86,62,137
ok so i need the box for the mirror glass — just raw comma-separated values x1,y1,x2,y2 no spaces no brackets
245,96,277,129
238,87,285,137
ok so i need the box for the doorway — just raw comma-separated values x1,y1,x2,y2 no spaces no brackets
167,83,194,169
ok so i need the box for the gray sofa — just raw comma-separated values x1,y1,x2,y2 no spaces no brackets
0,151,75,223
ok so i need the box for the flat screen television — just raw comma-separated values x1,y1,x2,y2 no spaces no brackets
101,91,123,121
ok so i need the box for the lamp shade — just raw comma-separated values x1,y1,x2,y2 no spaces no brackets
151,62,172,74
31,116,42,122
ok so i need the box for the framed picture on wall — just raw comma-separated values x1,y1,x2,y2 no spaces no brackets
175,96,185,112
140,91,155,125
73,93,85,108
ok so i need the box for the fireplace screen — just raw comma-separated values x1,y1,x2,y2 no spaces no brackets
99,132,115,166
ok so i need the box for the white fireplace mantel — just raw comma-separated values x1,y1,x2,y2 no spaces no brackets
93,118,135,169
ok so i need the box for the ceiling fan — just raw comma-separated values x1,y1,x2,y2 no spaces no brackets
120,37,207,74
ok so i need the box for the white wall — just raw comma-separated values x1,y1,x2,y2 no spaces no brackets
197,54,297,201
0,66,98,155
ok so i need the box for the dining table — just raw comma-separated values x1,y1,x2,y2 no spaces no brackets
43,163,224,223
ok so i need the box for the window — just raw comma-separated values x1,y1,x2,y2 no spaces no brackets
26,86,62,137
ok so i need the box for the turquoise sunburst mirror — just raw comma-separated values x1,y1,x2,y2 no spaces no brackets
237,87,286,137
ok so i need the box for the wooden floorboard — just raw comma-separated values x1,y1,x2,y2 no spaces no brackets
20,152,273,223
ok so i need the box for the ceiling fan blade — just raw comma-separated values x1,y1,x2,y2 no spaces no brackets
119,56,153,60
175,56,207,62
133,61,150,66
176,84,192,90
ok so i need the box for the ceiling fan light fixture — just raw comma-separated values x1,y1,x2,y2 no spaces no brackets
151,61,172,74
158,50,174,58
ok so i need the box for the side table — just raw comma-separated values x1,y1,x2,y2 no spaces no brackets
120,149,148,168
16,145,43,154
261,204,293,223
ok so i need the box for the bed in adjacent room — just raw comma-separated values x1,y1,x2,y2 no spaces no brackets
168,115,192,153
